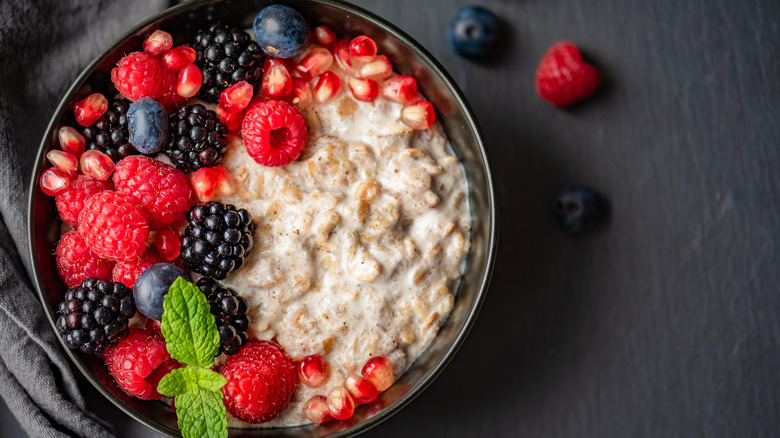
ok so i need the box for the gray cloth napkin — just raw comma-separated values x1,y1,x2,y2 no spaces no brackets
0,0,170,436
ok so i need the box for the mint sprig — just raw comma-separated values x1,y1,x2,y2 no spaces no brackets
158,277,227,438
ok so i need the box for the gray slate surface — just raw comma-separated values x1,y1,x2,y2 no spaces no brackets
3,0,779,436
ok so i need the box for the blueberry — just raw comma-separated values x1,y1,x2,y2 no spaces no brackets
553,185,604,234
447,6,500,58
127,97,168,154
133,263,188,320
253,5,311,59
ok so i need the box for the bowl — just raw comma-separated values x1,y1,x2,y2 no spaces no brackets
27,0,497,436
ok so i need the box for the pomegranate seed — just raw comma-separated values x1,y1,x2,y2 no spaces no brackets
298,354,329,387
74,93,108,127
314,25,337,49
215,104,244,132
361,356,394,391
46,150,78,177
152,228,181,261
303,395,334,424
333,39,357,73
400,100,436,130
145,317,162,335
162,46,196,71
349,36,377,63
313,71,340,104
381,75,418,104
190,166,218,202
212,165,236,197
261,64,293,99
220,80,254,113
79,149,114,181
344,374,379,404
39,167,70,196
143,30,173,56
177,63,202,98
263,57,296,74
290,77,313,109
348,77,379,102
327,386,355,421
359,55,393,81
58,126,86,157
295,48,334,81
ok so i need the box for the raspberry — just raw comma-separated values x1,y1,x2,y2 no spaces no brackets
55,175,114,227
112,250,161,288
220,340,297,423
112,156,192,230
56,231,113,288
111,52,183,109
241,99,307,167
535,41,602,108
77,191,149,262
102,328,182,400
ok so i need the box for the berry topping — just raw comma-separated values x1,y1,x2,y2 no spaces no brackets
361,356,393,391
220,340,297,423
220,80,254,113
112,250,161,288
192,23,264,102
348,76,379,102
344,373,379,404
400,100,436,130
180,201,255,280
55,174,114,227
55,231,113,288
552,184,604,233
55,277,135,353
102,328,182,399
133,262,188,320
112,155,192,229
58,126,86,157
302,395,334,424
152,229,182,261
196,277,251,355
176,63,203,99
81,99,137,163
297,354,329,388
535,41,602,108
162,46,197,72
163,104,229,173
144,30,173,56
313,25,337,49
79,150,115,181
294,48,334,81
253,5,311,59
349,36,377,63
39,167,71,196
447,6,500,58
77,191,149,262
127,97,168,154
381,75,418,104
190,165,235,202
46,150,78,178
74,93,108,127
111,52,175,102
327,385,355,420
241,99,307,167
215,103,245,132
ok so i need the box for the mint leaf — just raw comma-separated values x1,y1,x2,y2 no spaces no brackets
161,277,220,368
158,367,227,397
176,386,228,438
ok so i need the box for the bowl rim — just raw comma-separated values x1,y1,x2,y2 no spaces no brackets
27,0,498,436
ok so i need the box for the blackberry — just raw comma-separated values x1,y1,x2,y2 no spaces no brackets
181,201,255,280
163,104,228,173
192,22,264,102
55,278,135,354
196,277,251,355
82,99,138,163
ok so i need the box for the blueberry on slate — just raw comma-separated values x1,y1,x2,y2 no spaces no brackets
553,185,603,233
133,263,188,320
253,4,311,59
447,6,500,58
127,97,168,154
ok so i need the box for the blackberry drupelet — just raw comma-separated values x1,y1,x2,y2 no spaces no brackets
192,22,264,102
163,104,228,173
181,201,255,280
55,278,135,354
196,277,251,355
82,99,139,163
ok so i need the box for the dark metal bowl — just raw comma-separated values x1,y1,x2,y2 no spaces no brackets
27,0,497,436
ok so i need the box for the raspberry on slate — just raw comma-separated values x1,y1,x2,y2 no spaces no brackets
55,174,114,227
535,41,602,108
112,250,161,289
112,156,192,230
77,191,149,262
180,201,255,280
196,277,251,355
241,99,307,167
163,104,228,173
192,23,264,103
55,278,135,354
102,328,182,399
56,231,114,288
81,99,138,163
220,340,297,423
